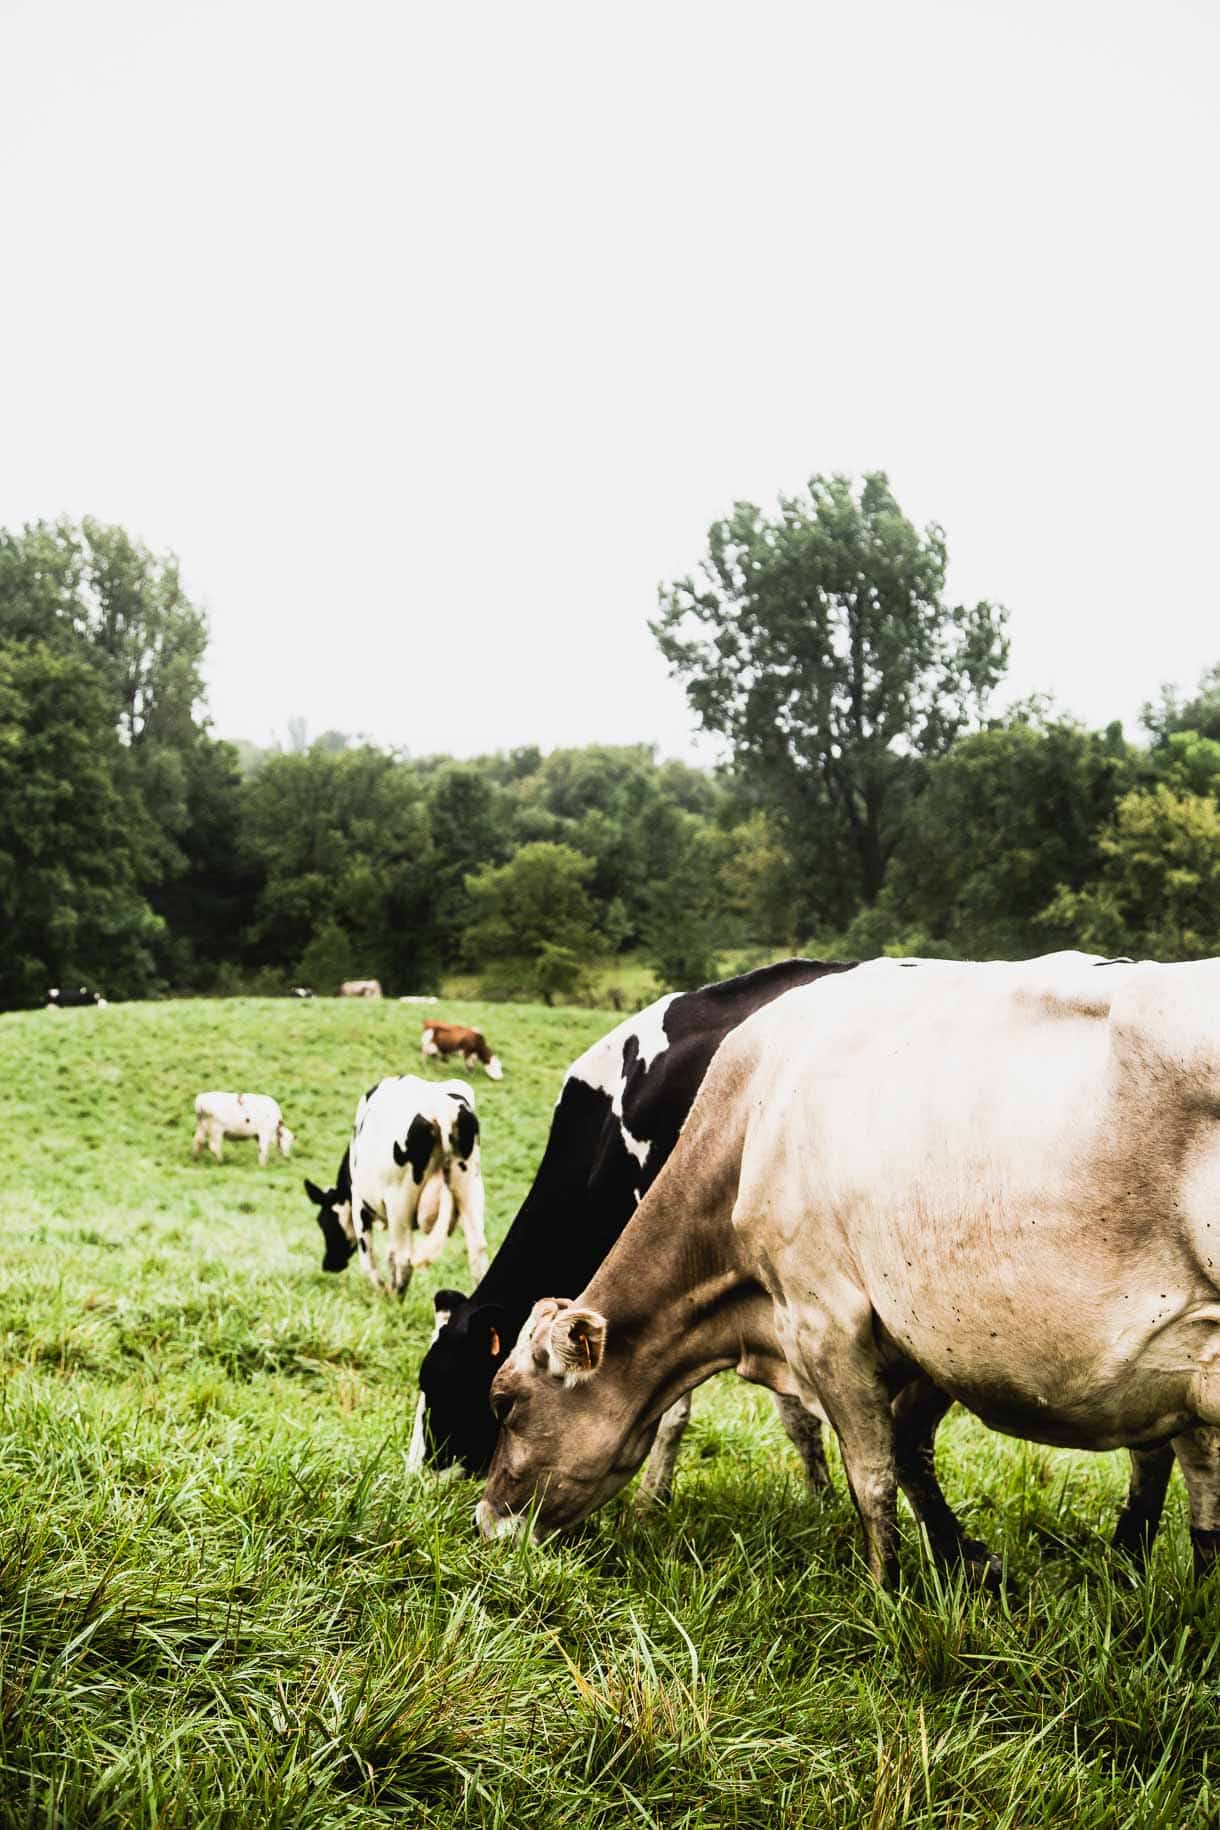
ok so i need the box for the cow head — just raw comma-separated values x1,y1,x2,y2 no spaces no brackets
303,1174,355,1272
417,1288,510,1474
484,1054,504,1081
476,1298,661,1540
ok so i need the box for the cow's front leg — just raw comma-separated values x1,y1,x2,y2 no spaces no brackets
772,1392,831,1494
801,1314,900,1587
385,1186,422,1299
1112,1443,1175,1567
1172,1427,1220,1578
892,1375,1002,1587
447,1158,489,1285
257,1128,271,1168
355,1202,386,1291
635,1393,692,1505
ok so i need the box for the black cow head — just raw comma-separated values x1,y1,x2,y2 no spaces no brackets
417,1288,510,1474
304,1173,355,1272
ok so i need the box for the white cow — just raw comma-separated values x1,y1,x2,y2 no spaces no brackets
193,1092,295,1166
303,1076,488,1297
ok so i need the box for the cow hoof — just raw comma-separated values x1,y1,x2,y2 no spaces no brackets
957,1538,1006,1593
633,1484,672,1510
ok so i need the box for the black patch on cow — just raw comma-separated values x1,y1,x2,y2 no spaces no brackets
394,1114,436,1182
415,956,857,1476
452,1104,479,1162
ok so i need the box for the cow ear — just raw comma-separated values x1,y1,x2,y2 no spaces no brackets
434,1288,467,1316
471,1304,508,1359
547,1307,607,1380
303,1178,326,1205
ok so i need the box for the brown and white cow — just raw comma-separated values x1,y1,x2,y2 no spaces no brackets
421,1020,503,1081
339,979,382,999
478,952,1220,1586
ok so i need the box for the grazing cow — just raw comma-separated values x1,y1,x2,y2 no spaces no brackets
289,986,315,999
193,1092,295,1166
339,979,382,999
421,1020,503,1082
476,952,1220,1586
303,1076,488,1296
413,960,852,1491
47,986,107,1008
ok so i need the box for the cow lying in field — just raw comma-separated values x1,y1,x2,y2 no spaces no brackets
339,978,382,999
193,1092,295,1166
477,952,1220,1585
48,986,107,1008
413,960,848,1493
421,1020,503,1081
304,1076,489,1296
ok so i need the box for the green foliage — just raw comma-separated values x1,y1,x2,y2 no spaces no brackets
464,842,603,1003
0,642,165,1005
653,471,1009,909
880,719,1139,958
641,816,733,992
3,995,1220,1825
1042,784,1220,959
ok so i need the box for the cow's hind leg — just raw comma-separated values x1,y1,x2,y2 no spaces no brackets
1171,1427,1220,1578
802,1318,900,1587
772,1392,831,1494
635,1394,692,1506
385,1185,423,1299
892,1375,1003,1587
1112,1444,1175,1567
191,1119,207,1159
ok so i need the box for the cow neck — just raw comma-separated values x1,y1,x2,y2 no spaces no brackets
582,1166,762,1427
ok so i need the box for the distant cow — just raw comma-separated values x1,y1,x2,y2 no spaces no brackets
421,1020,503,1081
193,1092,295,1166
339,979,382,999
289,986,315,999
47,986,107,1009
303,1076,488,1296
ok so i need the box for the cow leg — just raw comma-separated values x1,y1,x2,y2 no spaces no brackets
446,1157,489,1285
354,1201,385,1292
1112,1444,1176,1566
803,1325,900,1587
257,1128,271,1167
771,1392,831,1494
1171,1427,1220,1579
635,1393,692,1505
385,1185,423,1299
191,1120,207,1159
891,1375,1002,1586
208,1121,224,1163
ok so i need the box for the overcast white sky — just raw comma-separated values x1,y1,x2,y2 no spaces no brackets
2,0,1217,761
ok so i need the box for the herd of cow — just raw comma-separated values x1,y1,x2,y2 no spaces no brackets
173,952,1220,1588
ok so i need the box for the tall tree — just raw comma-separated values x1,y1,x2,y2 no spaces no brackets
0,643,164,1006
652,472,1009,907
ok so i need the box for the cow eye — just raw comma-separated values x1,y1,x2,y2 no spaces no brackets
490,1390,514,1424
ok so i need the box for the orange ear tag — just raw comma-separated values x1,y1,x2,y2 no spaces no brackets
489,1328,501,1357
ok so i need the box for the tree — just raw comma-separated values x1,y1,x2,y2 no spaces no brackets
640,817,733,991
1041,785,1220,960
463,843,602,1003
875,718,1139,958
1143,660,1220,747
652,472,1009,910
0,643,164,1006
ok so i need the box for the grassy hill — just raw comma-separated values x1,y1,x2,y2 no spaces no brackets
0,998,1217,1826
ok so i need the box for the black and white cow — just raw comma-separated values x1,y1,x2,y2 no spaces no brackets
304,1075,489,1297
412,960,853,1488
47,986,107,1008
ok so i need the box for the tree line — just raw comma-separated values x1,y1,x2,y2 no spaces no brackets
2,486,1218,1011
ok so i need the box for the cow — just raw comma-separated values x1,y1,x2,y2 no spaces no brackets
421,1020,503,1082
47,986,107,1008
303,1076,488,1296
192,1092,295,1166
339,979,382,999
412,960,853,1494
289,986,315,999
476,951,1220,1588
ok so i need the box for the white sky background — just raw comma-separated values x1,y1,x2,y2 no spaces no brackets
1,0,1217,761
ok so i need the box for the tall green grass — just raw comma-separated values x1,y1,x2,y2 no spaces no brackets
0,998,1217,1826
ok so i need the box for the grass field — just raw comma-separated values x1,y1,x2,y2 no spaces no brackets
1,997,1218,1827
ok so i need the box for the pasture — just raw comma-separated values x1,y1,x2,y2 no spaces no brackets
0,999,1217,1827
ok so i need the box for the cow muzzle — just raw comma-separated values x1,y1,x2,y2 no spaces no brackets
475,1499,527,1543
